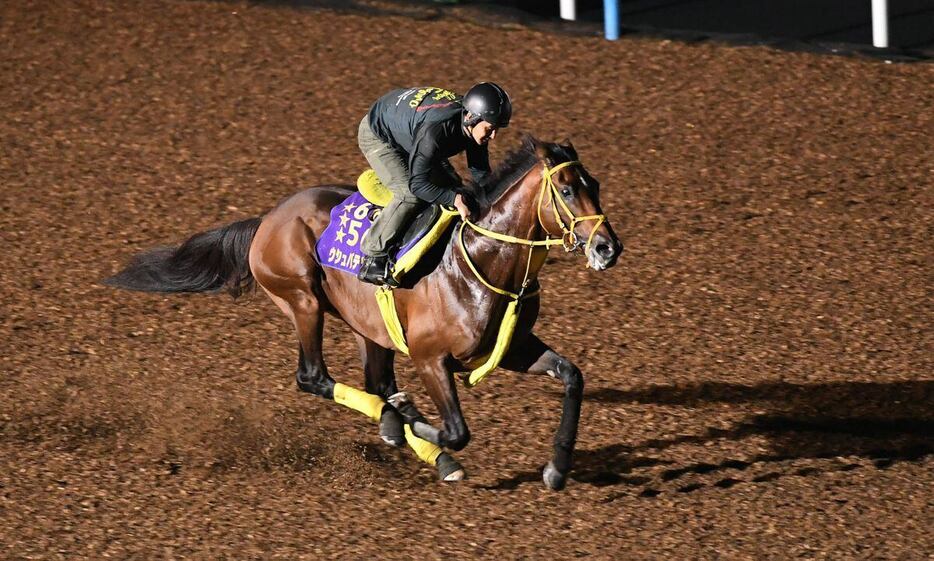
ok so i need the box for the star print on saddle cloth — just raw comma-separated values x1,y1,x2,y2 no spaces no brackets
315,193,371,274
315,191,425,276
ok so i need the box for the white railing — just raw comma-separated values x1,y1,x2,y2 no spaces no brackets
872,0,889,47
561,0,891,46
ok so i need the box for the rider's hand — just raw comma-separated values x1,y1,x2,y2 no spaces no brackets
453,193,472,221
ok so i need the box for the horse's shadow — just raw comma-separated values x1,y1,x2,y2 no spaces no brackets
485,380,934,493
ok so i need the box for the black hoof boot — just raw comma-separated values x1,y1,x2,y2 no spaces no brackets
436,453,466,481
388,392,440,443
379,406,405,448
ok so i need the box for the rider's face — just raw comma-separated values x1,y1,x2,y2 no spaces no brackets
470,121,498,145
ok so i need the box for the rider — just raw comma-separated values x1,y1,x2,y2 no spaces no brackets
356,83,513,286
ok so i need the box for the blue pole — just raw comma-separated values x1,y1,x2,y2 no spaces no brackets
604,0,619,40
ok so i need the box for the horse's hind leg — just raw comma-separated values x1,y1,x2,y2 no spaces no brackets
263,289,336,399
354,334,404,447
250,212,335,398
268,290,388,427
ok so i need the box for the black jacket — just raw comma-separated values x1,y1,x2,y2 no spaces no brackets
367,87,491,206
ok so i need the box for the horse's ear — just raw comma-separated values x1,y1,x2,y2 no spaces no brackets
560,138,578,159
522,133,551,162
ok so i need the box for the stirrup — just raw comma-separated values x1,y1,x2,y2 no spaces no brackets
358,255,398,287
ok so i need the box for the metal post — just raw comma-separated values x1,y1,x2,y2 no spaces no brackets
560,0,576,21
604,0,619,40
872,0,889,48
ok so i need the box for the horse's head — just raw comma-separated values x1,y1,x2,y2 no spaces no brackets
528,136,623,271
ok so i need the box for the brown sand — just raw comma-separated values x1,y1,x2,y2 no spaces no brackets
1,1,931,558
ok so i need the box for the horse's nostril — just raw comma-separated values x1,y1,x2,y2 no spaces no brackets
596,243,613,258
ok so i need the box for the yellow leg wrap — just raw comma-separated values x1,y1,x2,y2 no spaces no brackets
333,383,385,422
333,383,443,467
403,425,442,466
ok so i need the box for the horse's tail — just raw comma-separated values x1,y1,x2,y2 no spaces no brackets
103,217,262,298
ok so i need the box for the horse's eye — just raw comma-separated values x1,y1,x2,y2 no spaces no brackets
561,187,572,198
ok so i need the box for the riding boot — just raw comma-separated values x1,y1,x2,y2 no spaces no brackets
357,254,398,287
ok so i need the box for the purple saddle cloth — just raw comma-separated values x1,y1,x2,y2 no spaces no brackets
315,192,424,276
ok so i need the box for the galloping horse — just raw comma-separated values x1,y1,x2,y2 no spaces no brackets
106,135,622,489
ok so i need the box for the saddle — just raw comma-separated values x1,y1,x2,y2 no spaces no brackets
315,170,459,284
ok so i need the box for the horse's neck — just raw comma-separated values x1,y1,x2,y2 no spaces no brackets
456,164,547,295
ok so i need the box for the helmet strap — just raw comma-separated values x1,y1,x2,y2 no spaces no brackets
464,111,482,128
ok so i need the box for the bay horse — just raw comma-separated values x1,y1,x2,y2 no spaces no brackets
105,135,622,489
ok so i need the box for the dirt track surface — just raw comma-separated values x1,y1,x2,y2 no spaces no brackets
1,1,932,558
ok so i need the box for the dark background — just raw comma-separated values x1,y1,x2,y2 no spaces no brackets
501,0,934,50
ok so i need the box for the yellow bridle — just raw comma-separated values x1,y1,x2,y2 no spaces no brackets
458,160,607,299
537,160,607,254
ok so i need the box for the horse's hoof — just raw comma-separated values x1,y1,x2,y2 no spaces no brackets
387,391,410,409
381,435,404,447
543,461,567,491
437,453,466,482
443,469,466,482
379,407,405,448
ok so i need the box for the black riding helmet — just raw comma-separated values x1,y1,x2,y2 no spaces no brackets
462,82,512,128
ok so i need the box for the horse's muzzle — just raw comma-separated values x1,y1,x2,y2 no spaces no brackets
588,235,623,271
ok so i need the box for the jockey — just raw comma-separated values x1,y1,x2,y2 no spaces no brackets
356,82,512,286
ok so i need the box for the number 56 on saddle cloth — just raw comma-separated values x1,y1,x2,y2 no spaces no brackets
315,170,459,283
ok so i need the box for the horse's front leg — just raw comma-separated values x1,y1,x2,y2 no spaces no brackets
500,333,583,490
389,356,468,481
412,357,471,450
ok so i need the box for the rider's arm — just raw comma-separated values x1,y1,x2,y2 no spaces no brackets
438,159,463,184
408,124,457,206
465,142,491,187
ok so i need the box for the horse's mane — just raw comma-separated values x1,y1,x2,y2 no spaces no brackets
466,134,577,210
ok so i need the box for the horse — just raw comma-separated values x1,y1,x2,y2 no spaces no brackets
105,134,622,489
